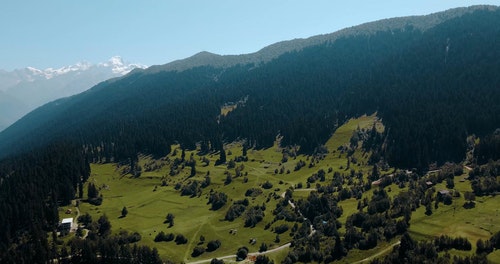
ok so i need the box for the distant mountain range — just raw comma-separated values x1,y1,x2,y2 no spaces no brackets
0,57,146,131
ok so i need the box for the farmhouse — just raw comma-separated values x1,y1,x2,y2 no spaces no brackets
59,218,73,234
438,190,450,196
437,190,451,199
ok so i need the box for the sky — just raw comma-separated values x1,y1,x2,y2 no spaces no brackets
0,0,498,70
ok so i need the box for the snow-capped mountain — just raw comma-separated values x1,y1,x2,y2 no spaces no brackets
0,56,143,88
99,56,146,75
0,57,146,131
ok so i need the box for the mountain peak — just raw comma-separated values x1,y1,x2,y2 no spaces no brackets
18,57,147,80
0,56,147,130
99,56,147,75
108,56,125,66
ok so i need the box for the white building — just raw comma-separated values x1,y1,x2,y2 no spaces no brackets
59,218,73,233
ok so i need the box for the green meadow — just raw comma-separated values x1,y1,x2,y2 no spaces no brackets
408,178,500,263
57,115,378,262
58,114,500,263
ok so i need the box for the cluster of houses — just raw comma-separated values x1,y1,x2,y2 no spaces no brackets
371,170,453,200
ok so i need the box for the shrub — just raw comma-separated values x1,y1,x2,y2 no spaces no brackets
225,204,246,221
262,181,273,189
207,240,222,252
175,234,188,244
236,247,249,261
191,246,205,257
274,224,289,234
245,188,263,197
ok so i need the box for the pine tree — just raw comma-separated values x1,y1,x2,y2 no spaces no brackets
121,206,128,218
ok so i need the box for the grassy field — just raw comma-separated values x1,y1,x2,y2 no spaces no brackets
77,161,287,262
409,179,500,254
59,114,500,263
60,115,379,262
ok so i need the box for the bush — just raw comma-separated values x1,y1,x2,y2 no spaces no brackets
236,247,249,261
127,232,142,243
245,188,263,197
154,231,174,242
209,192,228,210
259,243,268,252
191,246,205,257
245,206,265,227
88,196,103,206
225,204,247,221
154,231,166,242
207,240,222,252
274,224,289,234
262,181,273,189
77,213,92,226
181,180,201,197
255,255,272,264
210,259,224,264
175,234,188,244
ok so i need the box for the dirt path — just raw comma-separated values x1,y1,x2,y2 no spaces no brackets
184,216,211,261
351,241,401,264
74,204,81,225
73,202,89,239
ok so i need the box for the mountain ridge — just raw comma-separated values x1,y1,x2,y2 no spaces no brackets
0,5,498,170
145,5,498,73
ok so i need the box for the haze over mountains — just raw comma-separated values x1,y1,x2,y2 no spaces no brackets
0,57,146,131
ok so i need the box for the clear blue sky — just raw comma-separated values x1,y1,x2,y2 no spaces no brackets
1,0,497,70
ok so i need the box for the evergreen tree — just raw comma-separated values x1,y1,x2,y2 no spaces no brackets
121,206,128,218
87,182,98,199
190,164,196,177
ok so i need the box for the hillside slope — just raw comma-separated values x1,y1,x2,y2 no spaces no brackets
1,5,500,264
0,6,499,171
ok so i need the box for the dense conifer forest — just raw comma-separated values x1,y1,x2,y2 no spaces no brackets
0,6,499,263
1,8,498,170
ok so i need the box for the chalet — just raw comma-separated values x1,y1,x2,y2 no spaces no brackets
59,218,73,234
425,181,433,187
371,179,382,186
437,189,451,198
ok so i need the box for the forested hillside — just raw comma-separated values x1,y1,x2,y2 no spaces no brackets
1,7,498,169
0,6,499,263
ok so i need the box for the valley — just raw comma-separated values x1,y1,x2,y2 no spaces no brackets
0,5,499,264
